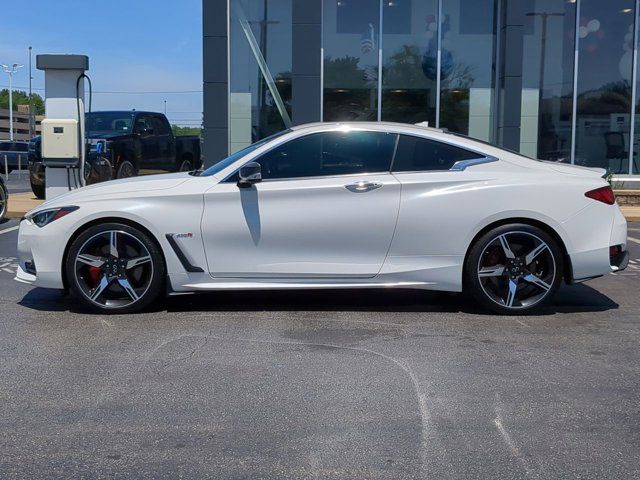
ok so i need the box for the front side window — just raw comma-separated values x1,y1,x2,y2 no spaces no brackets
252,131,397,180
392,135,479,172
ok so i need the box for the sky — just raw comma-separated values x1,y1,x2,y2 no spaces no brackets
0,0,203,127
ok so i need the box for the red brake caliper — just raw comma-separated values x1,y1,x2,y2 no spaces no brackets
87,266,102,287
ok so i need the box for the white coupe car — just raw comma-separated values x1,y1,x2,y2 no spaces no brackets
15,122,628,314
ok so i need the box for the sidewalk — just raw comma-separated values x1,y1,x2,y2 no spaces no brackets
6,192,44,219
7,191,640,222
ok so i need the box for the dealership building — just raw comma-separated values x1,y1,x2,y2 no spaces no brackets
203,0,640,180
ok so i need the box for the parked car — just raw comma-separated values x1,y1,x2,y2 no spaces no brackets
0,174,7,221
0,141,29,174
15,122,628,314
28,111,202,199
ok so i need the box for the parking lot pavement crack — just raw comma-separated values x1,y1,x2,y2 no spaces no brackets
143,331,216,374
493,392,538,478
231,335,446,476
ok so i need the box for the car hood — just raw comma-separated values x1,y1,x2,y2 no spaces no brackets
35,172,192,210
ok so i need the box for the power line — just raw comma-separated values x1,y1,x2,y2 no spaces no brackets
1,85,202,94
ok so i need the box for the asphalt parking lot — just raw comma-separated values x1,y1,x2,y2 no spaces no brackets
0,219,639,479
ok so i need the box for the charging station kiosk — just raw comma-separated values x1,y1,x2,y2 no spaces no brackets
36,54,89,200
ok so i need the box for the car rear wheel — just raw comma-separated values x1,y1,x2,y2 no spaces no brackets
464,224,562,314
116,159,137,179
65,223,165,313
0,181,7,221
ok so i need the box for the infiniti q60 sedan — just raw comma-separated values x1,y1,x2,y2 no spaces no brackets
15,122,628,314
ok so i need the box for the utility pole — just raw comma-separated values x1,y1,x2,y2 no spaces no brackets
1,63,24,141
29,46,33,137
164,99,167,115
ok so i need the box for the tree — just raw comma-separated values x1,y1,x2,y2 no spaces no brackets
171,124,202,137
0,89,45,114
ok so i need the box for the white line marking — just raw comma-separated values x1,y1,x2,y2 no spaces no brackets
627,236,640,245
0,225,19,235
494,393,535,476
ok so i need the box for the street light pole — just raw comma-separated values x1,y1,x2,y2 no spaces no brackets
29,46,33,138
1,63,24,141
164,99,167,115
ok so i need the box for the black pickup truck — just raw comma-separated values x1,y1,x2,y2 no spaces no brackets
29,111,201,198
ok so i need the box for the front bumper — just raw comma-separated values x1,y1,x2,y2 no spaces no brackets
15,218,66,289
610,249,629,272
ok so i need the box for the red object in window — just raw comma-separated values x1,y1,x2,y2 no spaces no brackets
585,186,615,205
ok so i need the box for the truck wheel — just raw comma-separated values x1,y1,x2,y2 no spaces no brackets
177,159,193,172
31,180,45,199
0,181,7,221
116,159,137,179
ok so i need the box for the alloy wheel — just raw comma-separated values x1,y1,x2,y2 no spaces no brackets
178,160,193,172
73,230,154,309
477,231,556,310
118,161,135,178
0,185,6,219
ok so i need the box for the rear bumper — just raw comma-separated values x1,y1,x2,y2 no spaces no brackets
565,203,628,281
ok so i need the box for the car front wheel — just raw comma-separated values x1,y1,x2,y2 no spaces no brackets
464,224,562,314
65,222,165,313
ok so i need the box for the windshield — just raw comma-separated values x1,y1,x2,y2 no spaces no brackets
198,129,292,177
86,112,135,136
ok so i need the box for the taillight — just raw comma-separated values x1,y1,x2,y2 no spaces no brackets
585,186,615,205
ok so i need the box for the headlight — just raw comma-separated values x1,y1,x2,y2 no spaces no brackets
27,206,79,228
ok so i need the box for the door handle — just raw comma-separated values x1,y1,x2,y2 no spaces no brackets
345,181,383,193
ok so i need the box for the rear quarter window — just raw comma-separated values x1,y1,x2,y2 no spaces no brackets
392,135,481,172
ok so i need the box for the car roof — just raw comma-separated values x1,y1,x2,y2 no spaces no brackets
86,110,162,116
291,121,444,135
289,121,507,157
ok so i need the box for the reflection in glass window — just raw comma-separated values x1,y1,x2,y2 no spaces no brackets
381,0,438,124
439,0,497,141
323,0,380,121
229,0,292,153
575,0,634,173
522,0,576,162
254,131,397,179
392,135,479,171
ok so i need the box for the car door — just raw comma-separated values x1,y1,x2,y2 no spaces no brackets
152,115,174,169
134,115,159,170
201,129,401,278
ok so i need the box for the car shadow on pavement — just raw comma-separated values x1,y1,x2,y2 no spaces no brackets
164,283,618,315
18,283,617,316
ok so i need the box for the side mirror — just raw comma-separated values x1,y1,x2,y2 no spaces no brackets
237,162,262,188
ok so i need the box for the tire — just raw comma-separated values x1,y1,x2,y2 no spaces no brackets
65,222,165,314
464,223,563,315
31,180,45,199
116,159,137,179
175,158,193,172
0,182,7,221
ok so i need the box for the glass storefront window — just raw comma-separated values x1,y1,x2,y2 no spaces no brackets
439,0,497,141
522,0,576,162
381,0,438,124
323,0,381,121
229,0,292,153
575,0,634,173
